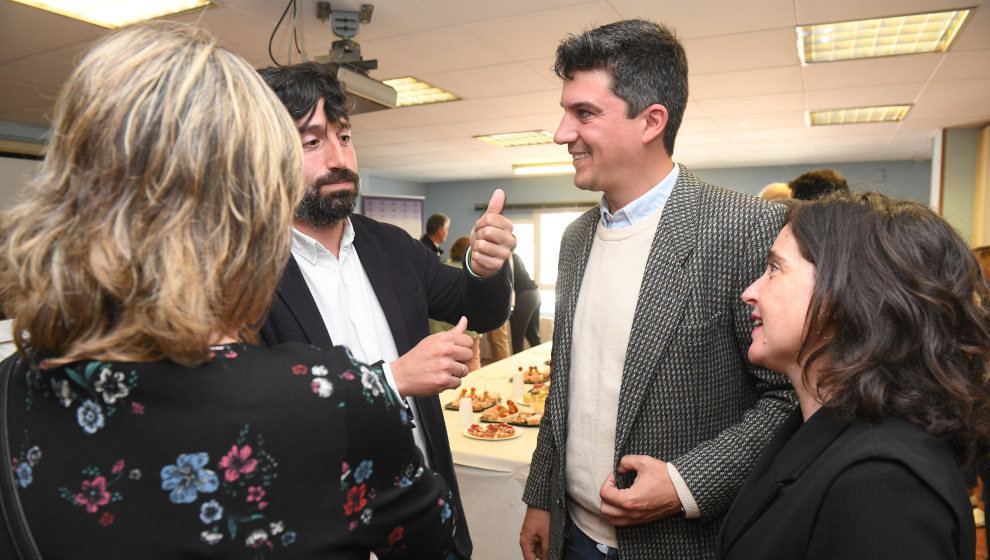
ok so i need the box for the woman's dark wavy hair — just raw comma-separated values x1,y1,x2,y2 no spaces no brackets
790,191,990,467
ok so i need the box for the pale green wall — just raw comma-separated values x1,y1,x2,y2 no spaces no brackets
940,128,980,243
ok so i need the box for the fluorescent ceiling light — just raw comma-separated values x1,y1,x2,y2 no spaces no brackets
381,77,459,107
797,9,970,63
475,130,555,148
808,105,911,126
512,162,574,176
11,0,212,28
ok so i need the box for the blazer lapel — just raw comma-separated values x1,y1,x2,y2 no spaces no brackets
718,408,850,555
613,169,700,459
549,208,599,460
276,256,334,349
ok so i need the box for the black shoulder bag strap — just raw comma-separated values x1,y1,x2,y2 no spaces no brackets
0,355,42,559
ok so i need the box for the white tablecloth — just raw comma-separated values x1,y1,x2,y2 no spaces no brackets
440,342,552,560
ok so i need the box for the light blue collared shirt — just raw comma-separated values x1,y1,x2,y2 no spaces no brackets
599,163,680,229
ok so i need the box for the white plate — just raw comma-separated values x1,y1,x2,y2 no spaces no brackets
462,426,523,441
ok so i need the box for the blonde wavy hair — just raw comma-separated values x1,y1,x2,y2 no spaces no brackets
0,22,304,367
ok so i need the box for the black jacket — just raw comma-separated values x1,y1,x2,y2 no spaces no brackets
260,214,512,558
718,407,972,560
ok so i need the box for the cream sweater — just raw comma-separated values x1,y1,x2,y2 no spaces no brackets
565,207,662,547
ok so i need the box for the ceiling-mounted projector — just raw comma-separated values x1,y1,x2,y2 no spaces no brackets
314,2,396,114
329,64,396,113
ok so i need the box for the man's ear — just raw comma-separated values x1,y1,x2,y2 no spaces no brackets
641,104,668,145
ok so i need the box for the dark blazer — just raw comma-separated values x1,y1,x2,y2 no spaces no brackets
718,407,973,560
259,214,512,558
522,167,797,560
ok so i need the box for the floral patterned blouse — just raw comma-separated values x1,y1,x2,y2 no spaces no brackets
4,342,457,559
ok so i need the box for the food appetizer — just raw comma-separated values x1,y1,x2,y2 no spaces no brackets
520,364,551,384
446,386,500,411
481,400,543,426
466,422,518,439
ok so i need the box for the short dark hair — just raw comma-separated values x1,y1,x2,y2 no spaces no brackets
258,62,351,131
425,213,449,234
789,191,990,466
554,19,688,156
789,169,849,201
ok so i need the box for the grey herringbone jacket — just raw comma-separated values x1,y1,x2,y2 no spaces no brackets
522,167,797,560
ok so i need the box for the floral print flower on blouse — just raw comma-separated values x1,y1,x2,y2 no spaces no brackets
93,367,130,404
292,348,402,410
57,459,140,526
323,351,446,553
393,462,424,489
218,445,258,483
339,454,429,553
161,453,219,504
10,434,41,489
76,400,105,434
32,361,144,435
161,424,297,554
209,345,239,360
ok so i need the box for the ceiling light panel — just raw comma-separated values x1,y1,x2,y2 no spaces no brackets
808,105,911,126
11,0,212,28
797,9,970,64
381,77,459,107
475,130,555,148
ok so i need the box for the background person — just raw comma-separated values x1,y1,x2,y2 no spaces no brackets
0,22,455,559
484,317,513,362
758,181,792,201
788,168,848,201
421,213,451,256
257,62,515,560
718,191,990,560
510,245,542,354
520,19,796,560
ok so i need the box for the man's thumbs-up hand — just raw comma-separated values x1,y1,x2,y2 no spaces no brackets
468,188,514,277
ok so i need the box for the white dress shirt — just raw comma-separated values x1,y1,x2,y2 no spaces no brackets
290,222,431,467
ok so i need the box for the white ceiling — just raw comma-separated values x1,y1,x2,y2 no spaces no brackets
0,0,988,182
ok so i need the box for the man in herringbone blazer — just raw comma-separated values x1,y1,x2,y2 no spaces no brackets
519,20,797,560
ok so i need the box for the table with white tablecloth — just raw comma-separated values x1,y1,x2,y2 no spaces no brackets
440,342,551,560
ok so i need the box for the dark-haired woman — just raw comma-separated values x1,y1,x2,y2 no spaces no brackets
717,191,990,560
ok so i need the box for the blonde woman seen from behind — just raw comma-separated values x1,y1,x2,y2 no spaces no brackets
0,22,455,559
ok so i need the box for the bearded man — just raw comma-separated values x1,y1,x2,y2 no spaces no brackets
258,62,515,560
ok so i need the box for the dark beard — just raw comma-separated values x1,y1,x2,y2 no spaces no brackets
294,168,360,227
